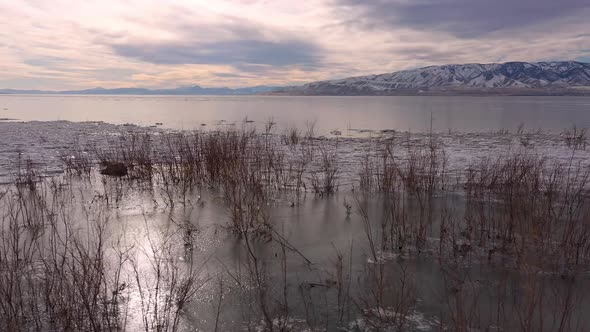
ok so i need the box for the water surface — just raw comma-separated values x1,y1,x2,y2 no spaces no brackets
1,95,589,133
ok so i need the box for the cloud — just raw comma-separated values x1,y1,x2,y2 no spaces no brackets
0,0,589,90
111,39,321,67
335,0,590,38
213,72,253,78
23,56,68,67
100,8,324,69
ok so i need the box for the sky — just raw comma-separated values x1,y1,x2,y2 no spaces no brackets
1,0,589,90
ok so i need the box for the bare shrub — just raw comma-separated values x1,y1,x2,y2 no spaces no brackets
563,125,587,150
311,148,339,196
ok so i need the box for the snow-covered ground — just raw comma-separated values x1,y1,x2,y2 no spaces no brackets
1,120,588,185
0,121,153,183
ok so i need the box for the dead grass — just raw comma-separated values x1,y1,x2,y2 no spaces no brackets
2,124,590,331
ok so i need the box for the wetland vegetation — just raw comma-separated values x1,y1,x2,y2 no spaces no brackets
1,121,590,331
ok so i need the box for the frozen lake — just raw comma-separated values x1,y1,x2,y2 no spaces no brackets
1,95,590,331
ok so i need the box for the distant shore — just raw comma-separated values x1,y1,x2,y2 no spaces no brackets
266,87,590,97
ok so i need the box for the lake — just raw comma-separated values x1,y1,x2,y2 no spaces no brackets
1,95,590,133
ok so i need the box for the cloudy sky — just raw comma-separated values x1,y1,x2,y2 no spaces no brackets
1,0,589,90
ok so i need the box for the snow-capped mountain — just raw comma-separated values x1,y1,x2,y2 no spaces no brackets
277,61,590,95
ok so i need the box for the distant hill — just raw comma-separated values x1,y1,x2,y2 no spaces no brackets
4,61,590,97
272,61,590,96
0,85,281,96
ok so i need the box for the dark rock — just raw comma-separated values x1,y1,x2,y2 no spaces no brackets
100,162,128,177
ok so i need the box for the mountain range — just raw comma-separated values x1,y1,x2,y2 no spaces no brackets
0,85,280,96
2,61,590,96
272,61,590,96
